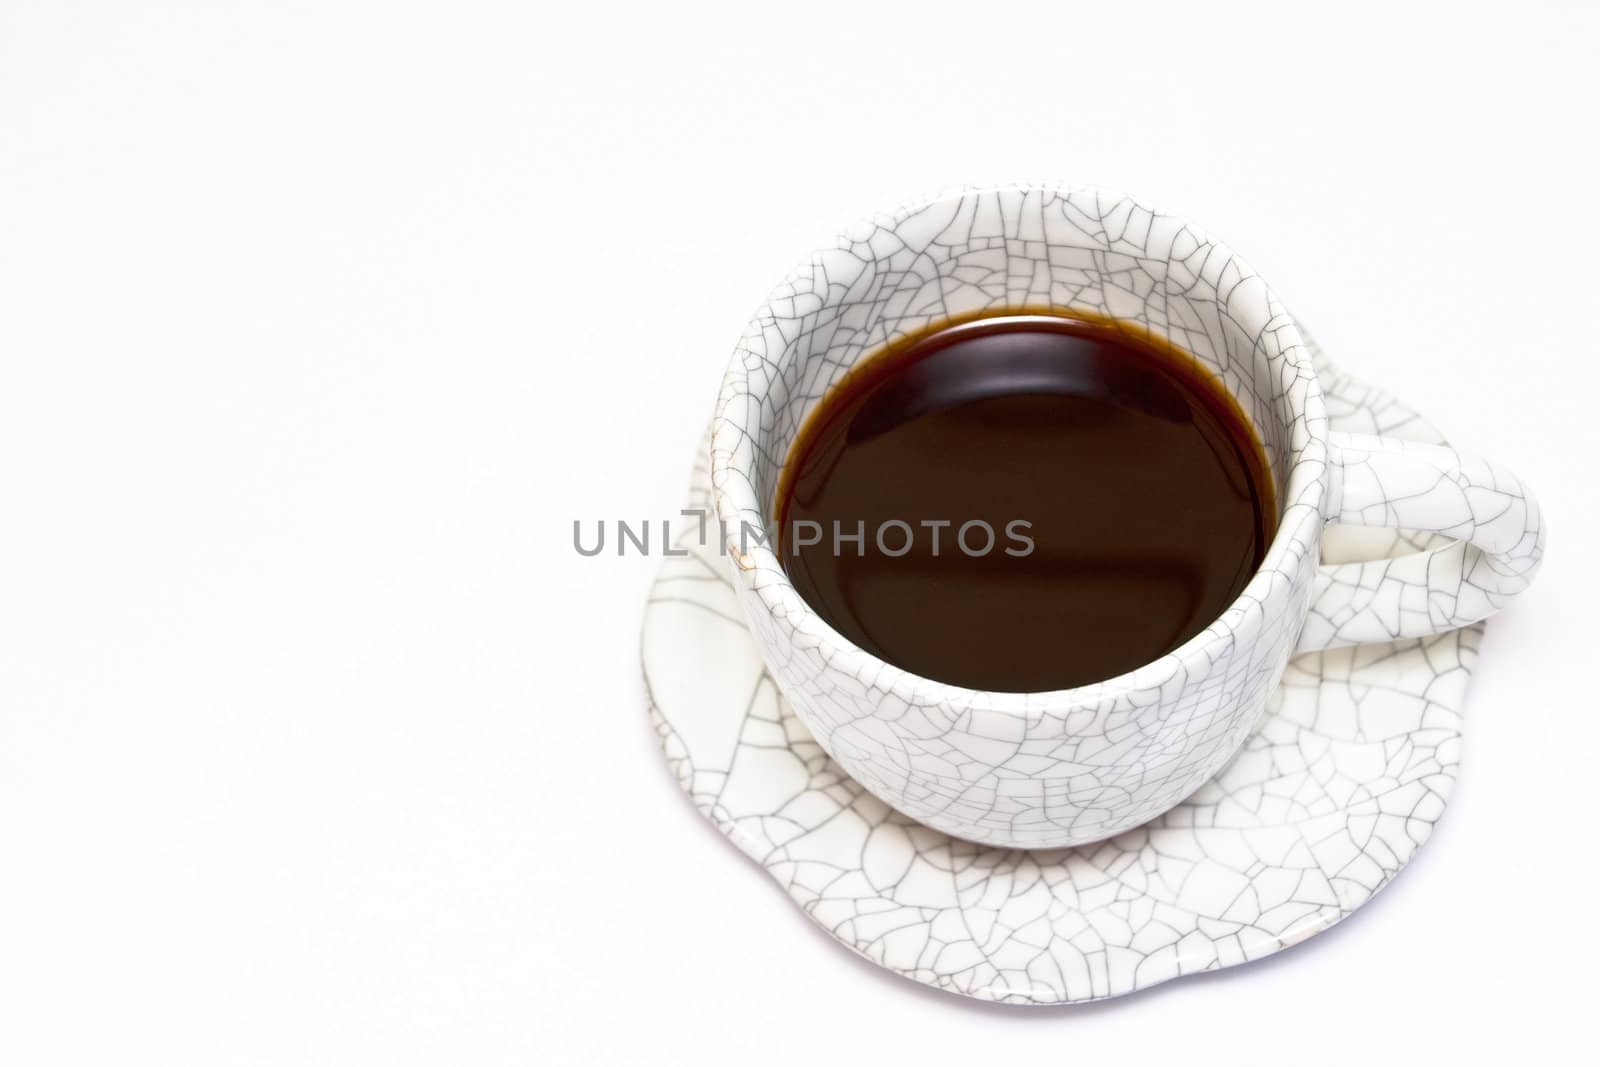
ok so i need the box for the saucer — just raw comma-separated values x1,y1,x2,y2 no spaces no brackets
642,337,1478,1005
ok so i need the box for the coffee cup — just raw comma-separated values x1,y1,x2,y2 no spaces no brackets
711,184,1544,850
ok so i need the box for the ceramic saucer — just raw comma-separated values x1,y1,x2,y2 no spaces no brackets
641,338,1477,1005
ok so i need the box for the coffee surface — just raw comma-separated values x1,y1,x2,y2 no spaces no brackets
777,313,1275,692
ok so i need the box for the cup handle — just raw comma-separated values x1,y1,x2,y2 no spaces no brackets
1294,431,1545,652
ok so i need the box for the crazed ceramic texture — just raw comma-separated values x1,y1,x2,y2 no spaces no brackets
717,187,1304,513
646,356,1475,1005
710,185,1541,849
1305,433,1544,649
711,185,1329,848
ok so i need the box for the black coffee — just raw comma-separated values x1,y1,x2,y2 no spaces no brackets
776,312,1275,692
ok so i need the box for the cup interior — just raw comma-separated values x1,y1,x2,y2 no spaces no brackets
724,186,1307,542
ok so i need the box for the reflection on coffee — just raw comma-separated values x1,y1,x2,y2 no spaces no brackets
776,312,1275,692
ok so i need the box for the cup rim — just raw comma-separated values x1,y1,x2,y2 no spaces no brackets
710,182,1330,713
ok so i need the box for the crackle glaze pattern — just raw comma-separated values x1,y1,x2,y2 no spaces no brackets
645,359,1476,1005
1305,433,1543,649
709,185,1542,849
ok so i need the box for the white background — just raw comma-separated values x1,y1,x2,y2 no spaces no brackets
1,2,1596,1063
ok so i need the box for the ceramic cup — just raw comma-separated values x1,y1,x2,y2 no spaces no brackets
710,184,1544,850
